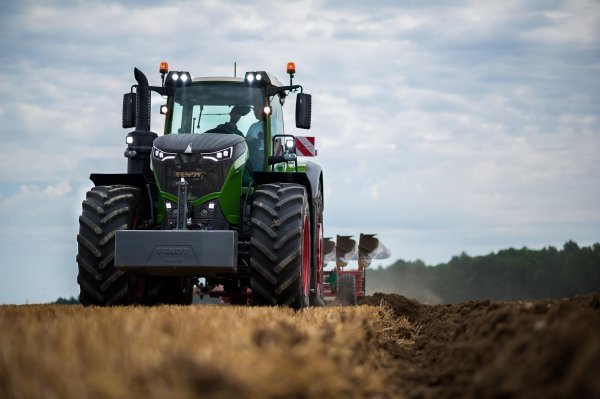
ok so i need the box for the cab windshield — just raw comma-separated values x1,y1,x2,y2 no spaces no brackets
166,83,264,136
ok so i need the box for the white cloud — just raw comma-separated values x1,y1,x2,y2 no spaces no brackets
521,1,600,46
0,181,73,221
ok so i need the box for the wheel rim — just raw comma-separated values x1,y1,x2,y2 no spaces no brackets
302,215,310,299
316,222,323,296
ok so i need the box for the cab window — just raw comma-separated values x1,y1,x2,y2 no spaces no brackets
270,94,285,156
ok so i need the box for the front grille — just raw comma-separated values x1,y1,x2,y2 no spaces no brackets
153,153,235,200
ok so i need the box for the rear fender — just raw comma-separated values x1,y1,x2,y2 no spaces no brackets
253,161,322,207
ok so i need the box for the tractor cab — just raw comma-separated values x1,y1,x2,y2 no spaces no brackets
158,64,311,179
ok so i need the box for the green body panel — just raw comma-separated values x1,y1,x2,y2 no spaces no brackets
274,162,307,173
217,150,248,224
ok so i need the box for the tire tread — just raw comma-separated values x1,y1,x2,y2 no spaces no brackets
249,183,310,309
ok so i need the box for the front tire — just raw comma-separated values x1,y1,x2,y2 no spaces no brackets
249,183,311,309
76,185,140,306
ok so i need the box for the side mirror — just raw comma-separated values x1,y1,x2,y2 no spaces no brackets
295,93,311,129
122,92,136,129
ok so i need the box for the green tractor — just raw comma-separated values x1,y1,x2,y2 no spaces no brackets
76,62,324,309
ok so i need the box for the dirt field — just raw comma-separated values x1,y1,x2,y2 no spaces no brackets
0,294,598,399
361,293,600,399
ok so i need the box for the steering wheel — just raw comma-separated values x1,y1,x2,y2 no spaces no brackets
205,127,231,134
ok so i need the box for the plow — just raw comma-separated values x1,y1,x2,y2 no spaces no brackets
323,234,391,305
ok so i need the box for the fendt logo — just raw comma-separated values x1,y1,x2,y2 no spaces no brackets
175,170,205,179
156,247,191,256
153,246,193,264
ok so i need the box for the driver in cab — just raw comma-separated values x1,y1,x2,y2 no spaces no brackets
206,105,250,136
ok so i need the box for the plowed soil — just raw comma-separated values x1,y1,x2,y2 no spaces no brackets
361,293,600,399
1,293,598,399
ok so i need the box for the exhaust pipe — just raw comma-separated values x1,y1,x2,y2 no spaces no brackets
126,68,158,177
134,68,151,132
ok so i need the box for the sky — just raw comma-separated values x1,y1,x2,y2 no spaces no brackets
0,0,598,304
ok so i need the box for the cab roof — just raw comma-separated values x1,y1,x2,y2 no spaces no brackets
192,77,244,83
191,72,284,87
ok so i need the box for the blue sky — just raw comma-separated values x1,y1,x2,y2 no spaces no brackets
0,0,598,303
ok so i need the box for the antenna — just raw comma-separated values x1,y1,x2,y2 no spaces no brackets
234,62,237,77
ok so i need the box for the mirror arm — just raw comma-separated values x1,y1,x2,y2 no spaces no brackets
150,85,171,96
267,85,303,97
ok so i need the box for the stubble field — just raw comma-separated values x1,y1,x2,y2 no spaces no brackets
1,293,598,399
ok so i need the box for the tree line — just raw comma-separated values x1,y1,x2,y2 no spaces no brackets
52,296,79,304
365,241,600,304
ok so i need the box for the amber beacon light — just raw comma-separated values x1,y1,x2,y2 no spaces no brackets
287,62,296,85
159,61,169,74
287,62,296,75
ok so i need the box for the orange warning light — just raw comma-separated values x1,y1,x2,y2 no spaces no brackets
159,61,169,74
287,62,296,75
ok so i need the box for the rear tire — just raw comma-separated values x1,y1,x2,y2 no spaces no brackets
338,274,357,306
249,183,311,309
76,185,140,306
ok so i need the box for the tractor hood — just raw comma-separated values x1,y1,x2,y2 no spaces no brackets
153,133,244,154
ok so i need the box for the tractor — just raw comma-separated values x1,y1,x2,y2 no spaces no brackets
76,62,324,309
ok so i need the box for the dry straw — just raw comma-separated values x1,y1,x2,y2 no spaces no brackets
0,303,412,399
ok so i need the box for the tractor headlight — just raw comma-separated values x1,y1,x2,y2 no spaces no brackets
244,71,271,86
201,146,233,162
152,146,177,162
165,71,192,87
126,135,134,145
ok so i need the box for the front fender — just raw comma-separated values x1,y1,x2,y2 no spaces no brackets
90,173,148,190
